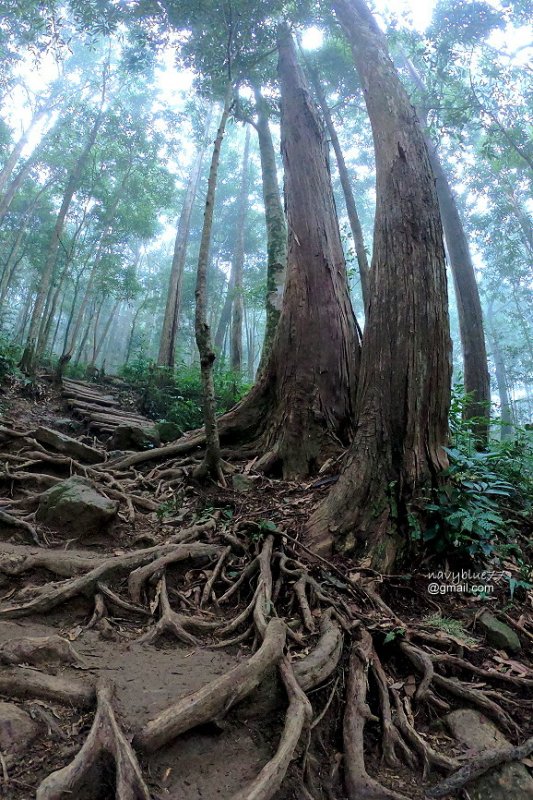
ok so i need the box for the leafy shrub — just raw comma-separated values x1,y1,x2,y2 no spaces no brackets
120,357,251,431
0,336,22,382
420,385,532,563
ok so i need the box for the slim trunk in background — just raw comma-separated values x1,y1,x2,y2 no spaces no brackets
19,107,104,373
230,125,251,373
125,301,146,364
38,264,68,359
50,292,66,355
253,86,287,373
405,58,490,444
158,109,212,368
306,61,370,309
100,303,121,369
0,234,27,308
308,0,451,572
0,153,43,228
91,298,120,367
486,303,513,440
512,289,533,365
0,103,50,194
74,307,94,367
15,289,34,344
214,272,235,354
194,83,234,481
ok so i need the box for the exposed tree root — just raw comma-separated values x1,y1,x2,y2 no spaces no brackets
0,634,84,666
293,610,343,691
137,573,216,646
1,433,531,800
135,618,287,752
343,630,411,800
0,509,40,544
0,541,104,577
401,642,516,732
0,667,94,706
389,688,459,774
231,659,312,800
36,680,150,800
127,542,222,604
426,735,533,798
0,540,219,619
370,648,416,770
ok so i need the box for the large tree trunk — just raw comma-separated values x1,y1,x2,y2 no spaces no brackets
19,110,104,373
253,86,287,373
157,111,212,368
307,0,451,569
306,62,370,310
217,28,361,478
230,125,251,373
194,84,234,481
403,60,490,444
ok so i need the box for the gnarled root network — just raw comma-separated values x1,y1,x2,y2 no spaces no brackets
36,680,150,800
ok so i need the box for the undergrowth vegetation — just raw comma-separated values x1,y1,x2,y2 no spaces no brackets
120,355,251,433
420,386,532,573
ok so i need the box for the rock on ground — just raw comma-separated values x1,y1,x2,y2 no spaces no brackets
477,610,522,653
445,708,533,799
0,701,40,755
109,424,160,451
36,476,118,535
34,426,103,464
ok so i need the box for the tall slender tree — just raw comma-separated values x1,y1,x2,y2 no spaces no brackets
158,108,212,368
230,125,251,373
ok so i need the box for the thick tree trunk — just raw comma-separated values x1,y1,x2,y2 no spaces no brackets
307,0,451,569
253,86,287,373
19,110,103,373
158,111,212,368
230,125,251,373
216,28,361,478
403,60,489,443
307,63,370,310
194,84,234,481
486,303,513,440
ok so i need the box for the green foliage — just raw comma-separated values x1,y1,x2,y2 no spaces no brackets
421,386,532,562
423,613,477,644
0,336,22,381
383,627,405,644
120,356,251,431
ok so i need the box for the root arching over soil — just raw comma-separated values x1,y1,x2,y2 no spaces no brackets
0,380,532,800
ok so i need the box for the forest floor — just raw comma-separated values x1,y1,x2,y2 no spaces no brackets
0,375,532,800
